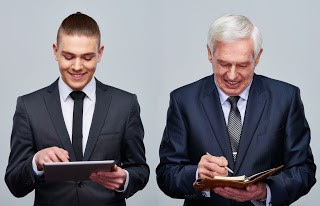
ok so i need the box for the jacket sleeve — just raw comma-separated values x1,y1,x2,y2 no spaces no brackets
5,97,39,197
265,87,316,205
156,92,204,200
119,94,150,198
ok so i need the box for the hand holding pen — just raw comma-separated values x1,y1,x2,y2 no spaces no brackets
197,152,233,180
206,152,234,174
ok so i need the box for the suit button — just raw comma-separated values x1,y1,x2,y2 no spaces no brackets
77,182,83,188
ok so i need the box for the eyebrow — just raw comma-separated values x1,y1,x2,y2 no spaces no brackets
61,51,75,56
217,59,251,65
217,59,230,64
61,51,96,57
82,53,96,57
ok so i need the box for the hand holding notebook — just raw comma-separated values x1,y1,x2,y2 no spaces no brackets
194,165,284,190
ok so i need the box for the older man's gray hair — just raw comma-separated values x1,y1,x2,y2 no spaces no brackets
207,14,263,58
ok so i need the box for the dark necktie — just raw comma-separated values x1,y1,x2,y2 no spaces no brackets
227,96,242,161
70,91,86,161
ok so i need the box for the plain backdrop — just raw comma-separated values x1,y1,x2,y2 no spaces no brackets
0,1,319,205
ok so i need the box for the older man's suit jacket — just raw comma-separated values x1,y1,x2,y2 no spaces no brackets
5,79,149,206
156,74,316,206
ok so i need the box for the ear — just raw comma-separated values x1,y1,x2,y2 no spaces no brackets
207,45,213,63
254,48,263,66
97,45,104,63
53,43,58,61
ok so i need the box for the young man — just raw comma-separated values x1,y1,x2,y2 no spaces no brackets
156,14,316,206
5,12,149,206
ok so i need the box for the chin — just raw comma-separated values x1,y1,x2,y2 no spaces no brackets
223,89,241,96
68,82,86,91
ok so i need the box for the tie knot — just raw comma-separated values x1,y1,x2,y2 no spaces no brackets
227,96,240,108
70,91,86,100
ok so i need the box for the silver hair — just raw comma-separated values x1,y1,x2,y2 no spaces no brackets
207,14,263,58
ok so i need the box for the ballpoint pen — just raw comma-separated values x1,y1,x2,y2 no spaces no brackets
206,152,234,174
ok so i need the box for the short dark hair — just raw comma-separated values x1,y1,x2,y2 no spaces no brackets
57,12,101,46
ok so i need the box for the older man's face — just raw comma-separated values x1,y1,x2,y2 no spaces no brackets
208,37,262,96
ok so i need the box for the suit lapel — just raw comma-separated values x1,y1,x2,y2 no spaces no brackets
200,75,235,169
44,79,77,161
234,75,267,173
83,80,112,160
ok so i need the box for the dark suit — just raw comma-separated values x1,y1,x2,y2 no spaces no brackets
5,79,149,206
156,74,316,206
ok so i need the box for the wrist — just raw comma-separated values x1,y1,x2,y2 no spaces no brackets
259,183,267,200
34,152,42,171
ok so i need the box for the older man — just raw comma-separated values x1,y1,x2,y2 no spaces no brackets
156,14,316,206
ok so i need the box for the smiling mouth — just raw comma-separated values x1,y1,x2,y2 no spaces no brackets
226,80,240,86
72,74,83,77
69,72,86,81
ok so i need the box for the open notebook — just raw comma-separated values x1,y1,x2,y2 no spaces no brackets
193,165,283,190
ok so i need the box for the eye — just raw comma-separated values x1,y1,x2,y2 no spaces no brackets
238,64,249,68
63,55,74,60
83,54,95,61
84,57,93,61
220,63,230,67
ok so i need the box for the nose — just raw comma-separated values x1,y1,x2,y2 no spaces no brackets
73,58,83,71
227,65,237,80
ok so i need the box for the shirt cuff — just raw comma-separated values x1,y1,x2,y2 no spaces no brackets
251,184,271,206
115,169,129,193
196,168,211,197
32,155,44,176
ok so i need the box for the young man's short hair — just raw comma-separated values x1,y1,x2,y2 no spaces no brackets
57,12,101,46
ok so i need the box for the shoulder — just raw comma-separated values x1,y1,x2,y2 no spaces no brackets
170,75,213,99
255,74,299,94
12,81,57,114
18,81,56,103
96,79,137,103
254,75,301,104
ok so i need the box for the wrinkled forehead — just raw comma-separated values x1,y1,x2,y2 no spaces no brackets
213,37,255,57
213,38,255,62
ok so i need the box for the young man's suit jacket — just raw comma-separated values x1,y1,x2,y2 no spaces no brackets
5,79,149,206
156,74,316,206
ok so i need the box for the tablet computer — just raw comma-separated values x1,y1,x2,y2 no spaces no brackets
43,160,115,182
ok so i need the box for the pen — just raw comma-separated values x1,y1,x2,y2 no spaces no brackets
225,166,234,174
206,152,234,174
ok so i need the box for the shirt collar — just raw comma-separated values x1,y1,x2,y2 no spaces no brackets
214,78,252,105
58,77,96,101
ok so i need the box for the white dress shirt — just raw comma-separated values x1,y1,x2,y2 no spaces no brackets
198,79,271,206
32,77,128,191
58,77,96,152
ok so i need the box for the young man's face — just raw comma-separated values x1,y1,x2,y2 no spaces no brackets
208,37,262,96
53,34,104,91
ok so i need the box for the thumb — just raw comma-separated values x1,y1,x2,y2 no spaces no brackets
112,164,118,172
246,185,255,192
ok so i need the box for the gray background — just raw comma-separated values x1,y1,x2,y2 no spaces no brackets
0,0,319,205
